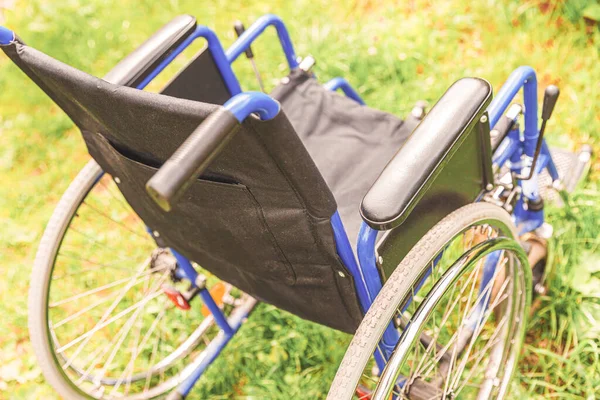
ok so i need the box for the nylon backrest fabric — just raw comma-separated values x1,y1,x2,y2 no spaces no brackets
1,40,363,333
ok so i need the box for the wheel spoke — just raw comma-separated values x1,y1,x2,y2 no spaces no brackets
50,258,155,307
449,278,512,391
414,258,485,381
72,271,168,384
57,281,165,355
82,200,146,239
57,259,159,367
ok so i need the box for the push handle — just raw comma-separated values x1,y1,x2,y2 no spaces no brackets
146,108,240,211
234,21,254,59
541,85,559,121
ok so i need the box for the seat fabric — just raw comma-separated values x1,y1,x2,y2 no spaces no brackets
272,71,419,248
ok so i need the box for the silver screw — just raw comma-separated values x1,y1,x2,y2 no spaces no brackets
378,256,384,264
480,115,488,124
486,183,494,191
338,271,346,278
114,177,121,184
195,274,207,288
535,283,547,295
281,76,290,84
153,230,160,237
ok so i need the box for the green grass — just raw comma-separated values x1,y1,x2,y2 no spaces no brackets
0,0,599,398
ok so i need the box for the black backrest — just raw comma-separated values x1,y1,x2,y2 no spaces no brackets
1,39,363,333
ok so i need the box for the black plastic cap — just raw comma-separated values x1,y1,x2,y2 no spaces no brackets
542,85,560,121
234,21,253,58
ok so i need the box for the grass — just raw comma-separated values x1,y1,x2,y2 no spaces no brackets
0,0,599,398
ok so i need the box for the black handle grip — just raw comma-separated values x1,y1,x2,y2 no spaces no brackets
542,85,560,120
146,108,240,211
234,21,254,59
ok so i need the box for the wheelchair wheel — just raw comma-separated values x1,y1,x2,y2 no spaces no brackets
329,203,531,399
29,159,256,400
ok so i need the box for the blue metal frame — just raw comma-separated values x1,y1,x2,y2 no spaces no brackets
0,26,14,45
223,91,281,121
324,77,365,105
226,14,299,70
488,66,539,160
136,25,242,94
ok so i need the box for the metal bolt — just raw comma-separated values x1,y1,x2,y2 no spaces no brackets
378,256,384,264
153,230,160,238
486,183,494,191
372,365,380,376
480,115,488,124
195,274,207,289
535,283,547,295
338,271,346,278
114,177,121,184
281,76,290,84
298,55,316,72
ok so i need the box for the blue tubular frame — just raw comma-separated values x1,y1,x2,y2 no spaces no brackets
0,26,14,45
488,66,539,159
223,91,281,121
331,212,372,312
324,77,366,105
136,25,242,94
225,14,298,70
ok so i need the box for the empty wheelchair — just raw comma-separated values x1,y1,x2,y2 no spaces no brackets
0,13,591,400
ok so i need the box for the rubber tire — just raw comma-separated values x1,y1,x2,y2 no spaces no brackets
29,159,104,400
328,203,519,400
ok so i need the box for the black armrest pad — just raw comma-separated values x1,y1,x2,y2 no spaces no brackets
361,78,493,230
103,15,196,87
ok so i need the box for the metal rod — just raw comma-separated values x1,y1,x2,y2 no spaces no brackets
226,14,299,70
234,21,266,92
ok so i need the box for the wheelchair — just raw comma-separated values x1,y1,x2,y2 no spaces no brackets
0,13,591,400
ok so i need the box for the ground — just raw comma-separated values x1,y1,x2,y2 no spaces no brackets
0,0,599,398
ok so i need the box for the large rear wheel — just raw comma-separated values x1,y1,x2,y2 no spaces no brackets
329,203,531,399
29,159,255,399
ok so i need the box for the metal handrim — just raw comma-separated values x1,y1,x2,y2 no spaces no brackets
372,237,530,399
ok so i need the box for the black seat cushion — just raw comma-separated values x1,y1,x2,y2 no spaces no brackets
272,71,418,248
